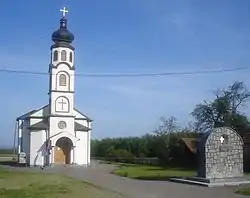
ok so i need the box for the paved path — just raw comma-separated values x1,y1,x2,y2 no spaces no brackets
3,162,248,198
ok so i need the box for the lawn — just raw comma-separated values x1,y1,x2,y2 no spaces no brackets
0,168,123,198
113,164,250,196
0,154,15,159
113,164,195,180
0,154,11,157
235,187,250,195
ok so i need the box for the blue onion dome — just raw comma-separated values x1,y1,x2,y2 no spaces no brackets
52,17,74,44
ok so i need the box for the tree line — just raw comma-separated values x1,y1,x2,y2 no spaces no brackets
91,81,250,167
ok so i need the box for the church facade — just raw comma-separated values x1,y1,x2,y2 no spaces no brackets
15,8,92,166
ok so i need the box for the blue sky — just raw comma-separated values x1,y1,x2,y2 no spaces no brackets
0,0,250,147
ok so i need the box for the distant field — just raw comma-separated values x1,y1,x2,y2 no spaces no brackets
0,153,16,162
0,153,15,157
0,149,14,157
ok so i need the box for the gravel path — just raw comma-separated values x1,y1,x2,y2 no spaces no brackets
2,162,248,198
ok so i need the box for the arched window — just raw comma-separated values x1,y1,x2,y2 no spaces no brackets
69,52,73,63
55,96,69,112
53,51,58,61
61,50,67,61
59,74,67,86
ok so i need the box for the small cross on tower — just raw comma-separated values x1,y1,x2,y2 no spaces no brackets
60,7,68,18
220,136,224,144
58,98,67,111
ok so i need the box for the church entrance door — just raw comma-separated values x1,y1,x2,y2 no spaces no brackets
54,137,73,164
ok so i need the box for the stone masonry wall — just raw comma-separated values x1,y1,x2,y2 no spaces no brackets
205,127,243,179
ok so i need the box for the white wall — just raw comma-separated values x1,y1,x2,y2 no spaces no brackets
29,118,43,125
50,47,75,117
21,120,30,163
50,92,74,115
74,114,92,165
75,131,89,165
88,130,91,164
49,117,75,138
29,130,46,166
50,64,75,92
51,47,74,68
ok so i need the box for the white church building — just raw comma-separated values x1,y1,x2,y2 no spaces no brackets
15,8,92,166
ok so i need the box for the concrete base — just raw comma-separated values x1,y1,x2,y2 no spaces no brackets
170,176,250,187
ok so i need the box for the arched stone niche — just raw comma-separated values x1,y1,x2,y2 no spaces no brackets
197,127,243,179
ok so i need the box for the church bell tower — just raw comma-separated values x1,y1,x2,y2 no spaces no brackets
48,7,75,137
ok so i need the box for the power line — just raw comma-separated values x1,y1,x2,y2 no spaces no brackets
0,66,249,78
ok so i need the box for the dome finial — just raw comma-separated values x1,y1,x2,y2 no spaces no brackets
51,6,74,44
60,7,69,18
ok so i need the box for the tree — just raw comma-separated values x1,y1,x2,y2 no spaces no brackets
191,81,250,134
155,116,179,136
152,116,180,164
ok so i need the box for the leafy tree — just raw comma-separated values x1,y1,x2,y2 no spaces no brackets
191,81,250,134
152,116,181,163
155,116,179,136
91,81,250,168
111,149,135,159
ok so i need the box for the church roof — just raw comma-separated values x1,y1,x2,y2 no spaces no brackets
52,17,74,44
28,121,48,130
75,122,91,131
28,121,90,132
74,108,93,122
16,105,48,121
180,138,198,154
51,8,74,49
17,110,37,120
17,105,92,122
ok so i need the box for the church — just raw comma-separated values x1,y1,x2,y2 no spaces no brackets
14,8,92,166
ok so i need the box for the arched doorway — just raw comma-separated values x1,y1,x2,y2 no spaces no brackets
54,137,73,164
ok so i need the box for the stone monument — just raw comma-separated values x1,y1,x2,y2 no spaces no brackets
197,127,243,179
170,127,250,187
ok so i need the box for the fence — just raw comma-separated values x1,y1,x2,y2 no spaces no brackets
92,157,159,165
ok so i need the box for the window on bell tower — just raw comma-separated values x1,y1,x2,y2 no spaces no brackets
53,51,58,61
69,52,73,63
61,50,67,61
59,74,67,86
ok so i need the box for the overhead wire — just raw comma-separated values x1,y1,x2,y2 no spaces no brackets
0,66,249,78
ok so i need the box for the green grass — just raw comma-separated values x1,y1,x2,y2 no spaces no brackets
0,154,16,165
0,153,16,160
0,168,123,198
113,164,195,180
235,187,250,195
0,154,15,157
